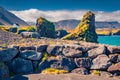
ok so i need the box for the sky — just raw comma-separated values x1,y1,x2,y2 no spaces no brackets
0,0,120,23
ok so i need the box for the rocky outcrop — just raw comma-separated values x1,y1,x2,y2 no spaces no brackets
36,17,56,38
62,11,98,43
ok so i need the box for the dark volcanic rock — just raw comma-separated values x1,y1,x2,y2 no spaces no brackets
56,29,68,38
19,46,36,51
0,62,10,80
50,56,76,71
62,11,98,43
0,48,18,62
74,58,92,69
36,17,56,38
87,46,106,59
107,62,120,75
62,44,84,58
107,46,120,54
47,45,63,56
109,54,120,63
91,54,112,70
8,58,33,74
71,68,89,75
20,50,43,60
37,44,48,52
9,27,17,33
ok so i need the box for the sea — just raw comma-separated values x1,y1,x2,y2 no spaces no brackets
98,36,120,46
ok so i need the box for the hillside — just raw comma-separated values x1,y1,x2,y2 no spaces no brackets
54,20,120,29
0,7,28,26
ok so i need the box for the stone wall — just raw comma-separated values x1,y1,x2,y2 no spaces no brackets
0,41,120,79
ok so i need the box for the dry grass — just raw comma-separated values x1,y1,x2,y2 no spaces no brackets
41,68,68,74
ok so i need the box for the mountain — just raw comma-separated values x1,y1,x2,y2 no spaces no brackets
54,20,120,29
0,7,28,26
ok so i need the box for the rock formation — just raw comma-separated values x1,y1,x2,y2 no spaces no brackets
36,17,56,38
62,11,98,43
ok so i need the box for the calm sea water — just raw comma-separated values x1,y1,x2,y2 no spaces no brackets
98,36,120,46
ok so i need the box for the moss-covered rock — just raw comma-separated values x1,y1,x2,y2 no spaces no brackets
36,17,56,38
62,11,98,43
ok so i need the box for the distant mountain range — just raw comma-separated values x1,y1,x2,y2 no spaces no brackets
0,7,28,26
54,19,120,29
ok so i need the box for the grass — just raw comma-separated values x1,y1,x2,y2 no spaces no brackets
41,68,68,74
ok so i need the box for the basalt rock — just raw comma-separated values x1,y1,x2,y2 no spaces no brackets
36,17,56,38
62,11,98,43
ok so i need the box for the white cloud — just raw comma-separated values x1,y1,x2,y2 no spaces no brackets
10,9,120,23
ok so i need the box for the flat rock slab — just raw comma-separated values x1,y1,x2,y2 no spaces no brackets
11,73,119,80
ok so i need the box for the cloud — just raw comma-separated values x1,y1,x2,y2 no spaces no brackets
10,9,120,23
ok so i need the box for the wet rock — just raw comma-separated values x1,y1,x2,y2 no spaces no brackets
71,67,89,75
74,58,92,69
20,50,43,60
0,62,10,80
8,58,33,74
87,46,106,59
107,62,120,75
91,54,112,70
62,44,84,58
0,48,18,62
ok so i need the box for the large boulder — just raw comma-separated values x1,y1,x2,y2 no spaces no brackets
20,50,43,60
74,58,92,69
0,62,10,80
37,44,48,52
36,17,56,38
56,29,68,38
0,48,18,62
38,56,76,72
107,46,120,54
71,67,89,75
20,32,40,38
50,56,76,71
109,54,120,63
87,46,106,59
62,44,84,58
9,27,17,33
107,62,120,75
47,45,64,56
91,54,112,70
7,58,33,74
62,11,98,43
19,46,36,51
